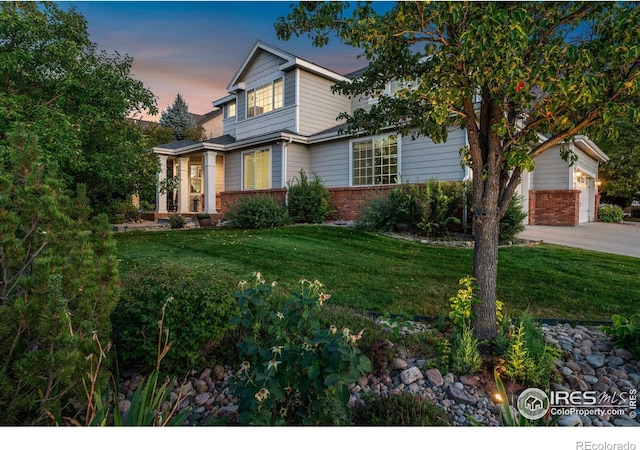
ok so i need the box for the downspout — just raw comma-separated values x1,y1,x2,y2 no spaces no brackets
283,136,293,207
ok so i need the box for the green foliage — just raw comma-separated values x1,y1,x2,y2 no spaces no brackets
287,169,332,223
276,0,640,342
601,313,640,359
350,392,449,426
159,93,197,140
0,2,158,214
499,195,528,242
0,128,119,425
169,214,185,229
501,312,560,388
448,276,481,330
357,181,467,236
598,204,624,223
225,194,290,229
111,264,238,376
449,325,483,375
230,274,372,425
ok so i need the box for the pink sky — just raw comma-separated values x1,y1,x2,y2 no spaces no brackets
62,1,391,121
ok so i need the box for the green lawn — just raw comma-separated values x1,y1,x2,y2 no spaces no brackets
114,225,640,321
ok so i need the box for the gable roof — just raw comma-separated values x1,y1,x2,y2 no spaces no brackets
226,40,351,93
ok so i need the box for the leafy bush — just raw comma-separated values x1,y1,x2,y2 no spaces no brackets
287,169,332,223
598,204,624,223
230,274,371,425
357,180,468,236
0,129,119,425
601,313,640,359
448,276,480,330
449,325,483,375
111,264,238,376
169,214,185,229
499,194,528,243
500,311,559,388
225,194,290,229
350,392,449,426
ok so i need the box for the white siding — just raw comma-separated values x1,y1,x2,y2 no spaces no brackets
399,130,466,182
242,50,286,86
285,143,311,185
298,70,350,136
225,151,242,191
532,148,570,190
236,106,297,140
309,139,351,187
573,148,598,177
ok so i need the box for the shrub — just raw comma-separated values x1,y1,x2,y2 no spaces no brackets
350,392,449,426
225,195,290,229
598,204,624,223
601,313,640,359
230,274,371,425
357,180,468,236
287,169,332,223
0,129,119,425
449,325,483,375
499,194,528,243
500,311,559,388
111,263,238,376
169,214,185,229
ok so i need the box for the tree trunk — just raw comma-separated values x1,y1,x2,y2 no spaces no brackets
471,213,499,341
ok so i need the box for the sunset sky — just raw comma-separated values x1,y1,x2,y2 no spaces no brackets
60,1,394,120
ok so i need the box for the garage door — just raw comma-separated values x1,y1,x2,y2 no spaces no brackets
576,177,590,223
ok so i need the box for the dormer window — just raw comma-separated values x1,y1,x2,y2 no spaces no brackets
225,100,236,119
247,78,283,118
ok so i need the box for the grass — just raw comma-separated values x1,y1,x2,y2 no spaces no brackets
114,224,640,321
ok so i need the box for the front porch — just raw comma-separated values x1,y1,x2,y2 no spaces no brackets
155,150,225,215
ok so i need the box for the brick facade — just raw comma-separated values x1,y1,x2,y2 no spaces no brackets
219,188,287,215
528,190,580,226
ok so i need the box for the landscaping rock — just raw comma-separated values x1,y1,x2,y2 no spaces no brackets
585,354,605,368
400,366,424,385
425,368,444,387
447,385,477,406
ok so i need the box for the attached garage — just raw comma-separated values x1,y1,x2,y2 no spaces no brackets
526,135,609,226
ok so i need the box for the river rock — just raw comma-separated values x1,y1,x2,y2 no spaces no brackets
447,385,477,405
400,366,423,385
425,368,444,387
585,354,605,368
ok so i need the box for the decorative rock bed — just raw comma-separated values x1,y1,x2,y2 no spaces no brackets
118,322,639,427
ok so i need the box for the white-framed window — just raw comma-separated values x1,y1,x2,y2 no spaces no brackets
225,100,236,119
247,78,283,118
368,78,419,105
243,148,271,190
190,163,202,193
351,134,399,186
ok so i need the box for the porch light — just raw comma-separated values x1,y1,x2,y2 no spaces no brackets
596,180,602,186
574,169,583,177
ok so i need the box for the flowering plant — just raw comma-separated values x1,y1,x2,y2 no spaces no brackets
230,273,371,425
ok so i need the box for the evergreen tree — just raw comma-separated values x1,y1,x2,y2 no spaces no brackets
160,93,197,140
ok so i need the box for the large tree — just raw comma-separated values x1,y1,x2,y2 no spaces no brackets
160,93,198,140
591,116,640,205
0,2,158,213
276,1,640,340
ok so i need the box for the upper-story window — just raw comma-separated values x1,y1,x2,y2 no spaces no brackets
369,78,419,104
247,78,283,118
225,100,236,119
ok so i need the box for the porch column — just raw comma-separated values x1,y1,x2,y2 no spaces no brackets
156,154,168,213
203,150,217,213
178,156,190,214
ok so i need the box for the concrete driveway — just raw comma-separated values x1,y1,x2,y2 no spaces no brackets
517,222,640,258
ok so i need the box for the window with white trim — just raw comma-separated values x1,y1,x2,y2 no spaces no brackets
243,149,270,190
225,100,236,118
352,135,399,186
247,79,283,118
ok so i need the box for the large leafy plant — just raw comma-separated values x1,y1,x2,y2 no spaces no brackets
230,273,371,425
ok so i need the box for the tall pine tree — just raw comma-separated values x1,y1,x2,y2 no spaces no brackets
160,93,197,140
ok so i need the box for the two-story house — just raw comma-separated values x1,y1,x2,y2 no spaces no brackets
152,40,608,226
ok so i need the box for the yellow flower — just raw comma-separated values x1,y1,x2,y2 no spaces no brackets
276,311,284,320
255,388,269,402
